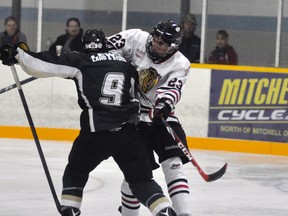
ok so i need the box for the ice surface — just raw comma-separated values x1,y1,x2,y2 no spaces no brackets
0,138,287,216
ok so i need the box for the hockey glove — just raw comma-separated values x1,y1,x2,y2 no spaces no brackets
153,99,174,121
0,42,29,66
0,44,17,66
138,67,160,93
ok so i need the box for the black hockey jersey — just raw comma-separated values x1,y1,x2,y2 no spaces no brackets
16,48,139,132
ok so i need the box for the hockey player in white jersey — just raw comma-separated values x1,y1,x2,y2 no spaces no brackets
108,20,192,216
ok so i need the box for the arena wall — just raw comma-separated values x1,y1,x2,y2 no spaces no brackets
0,63,287,156
2,1,288,66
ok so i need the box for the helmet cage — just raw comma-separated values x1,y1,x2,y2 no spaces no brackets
146,20,183,62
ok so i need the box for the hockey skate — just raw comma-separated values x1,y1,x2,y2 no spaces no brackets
156,207,176,216
61,207,81,216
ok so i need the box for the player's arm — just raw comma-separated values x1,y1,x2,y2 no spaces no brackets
153,66,190,120
107,29,140,60
16,48,79,79
0,42,79,78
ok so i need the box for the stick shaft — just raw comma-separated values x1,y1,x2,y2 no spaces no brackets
161,118,209,181
0,76,37,94
10,66,61,213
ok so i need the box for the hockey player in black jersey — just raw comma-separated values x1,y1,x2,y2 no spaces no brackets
0,29,177,216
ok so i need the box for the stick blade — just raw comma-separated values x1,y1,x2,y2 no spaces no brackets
205,163,228,182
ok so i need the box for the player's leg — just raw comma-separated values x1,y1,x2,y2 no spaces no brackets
161,157,191,216
120,158,191,216
119,180,176,216
61,132,110,216
119,133,159,216
160,122,191,216
140,121,192,216
117,124,161,216
120,180,141,216
113,124,176,216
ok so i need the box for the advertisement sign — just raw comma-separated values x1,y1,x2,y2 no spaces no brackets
208,70,288,143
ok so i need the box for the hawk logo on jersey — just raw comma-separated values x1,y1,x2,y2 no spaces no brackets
138,67,160,93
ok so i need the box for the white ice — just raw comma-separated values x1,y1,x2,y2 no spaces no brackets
0,138,287,216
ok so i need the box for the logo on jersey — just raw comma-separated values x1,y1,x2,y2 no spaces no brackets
138,67,160,93
170,163,181,169
165,145,179,150
161,208,170,216
135,48,145,59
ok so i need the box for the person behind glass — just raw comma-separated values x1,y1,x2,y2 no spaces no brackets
0,16,27,47
49,17,83,55
178,14,201,63
208,30,238,65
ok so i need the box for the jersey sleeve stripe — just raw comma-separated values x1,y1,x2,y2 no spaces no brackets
156,94,175,104
164,92,177,103
169,89,181,102
155,92,176,104
156,86,178,90
156,89,180,104
156,88,181,101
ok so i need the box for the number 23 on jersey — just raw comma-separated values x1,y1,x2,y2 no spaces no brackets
108,34,126,49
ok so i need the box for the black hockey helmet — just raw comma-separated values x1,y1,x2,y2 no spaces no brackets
146,20,183,62
82,28,107,53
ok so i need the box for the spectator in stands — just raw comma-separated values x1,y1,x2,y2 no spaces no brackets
208,30,238,65
178,14,201,63
0,16,27,47
49,17,83,55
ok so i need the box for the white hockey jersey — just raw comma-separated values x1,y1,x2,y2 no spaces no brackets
108,29,190,123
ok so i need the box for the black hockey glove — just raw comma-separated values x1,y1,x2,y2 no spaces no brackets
0,44,18,66
153,99,174,121
0,42,29,66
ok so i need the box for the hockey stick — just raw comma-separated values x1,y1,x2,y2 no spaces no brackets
10,65,61,213
0,76,37,94
136,86,227,182
160,117,227,182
